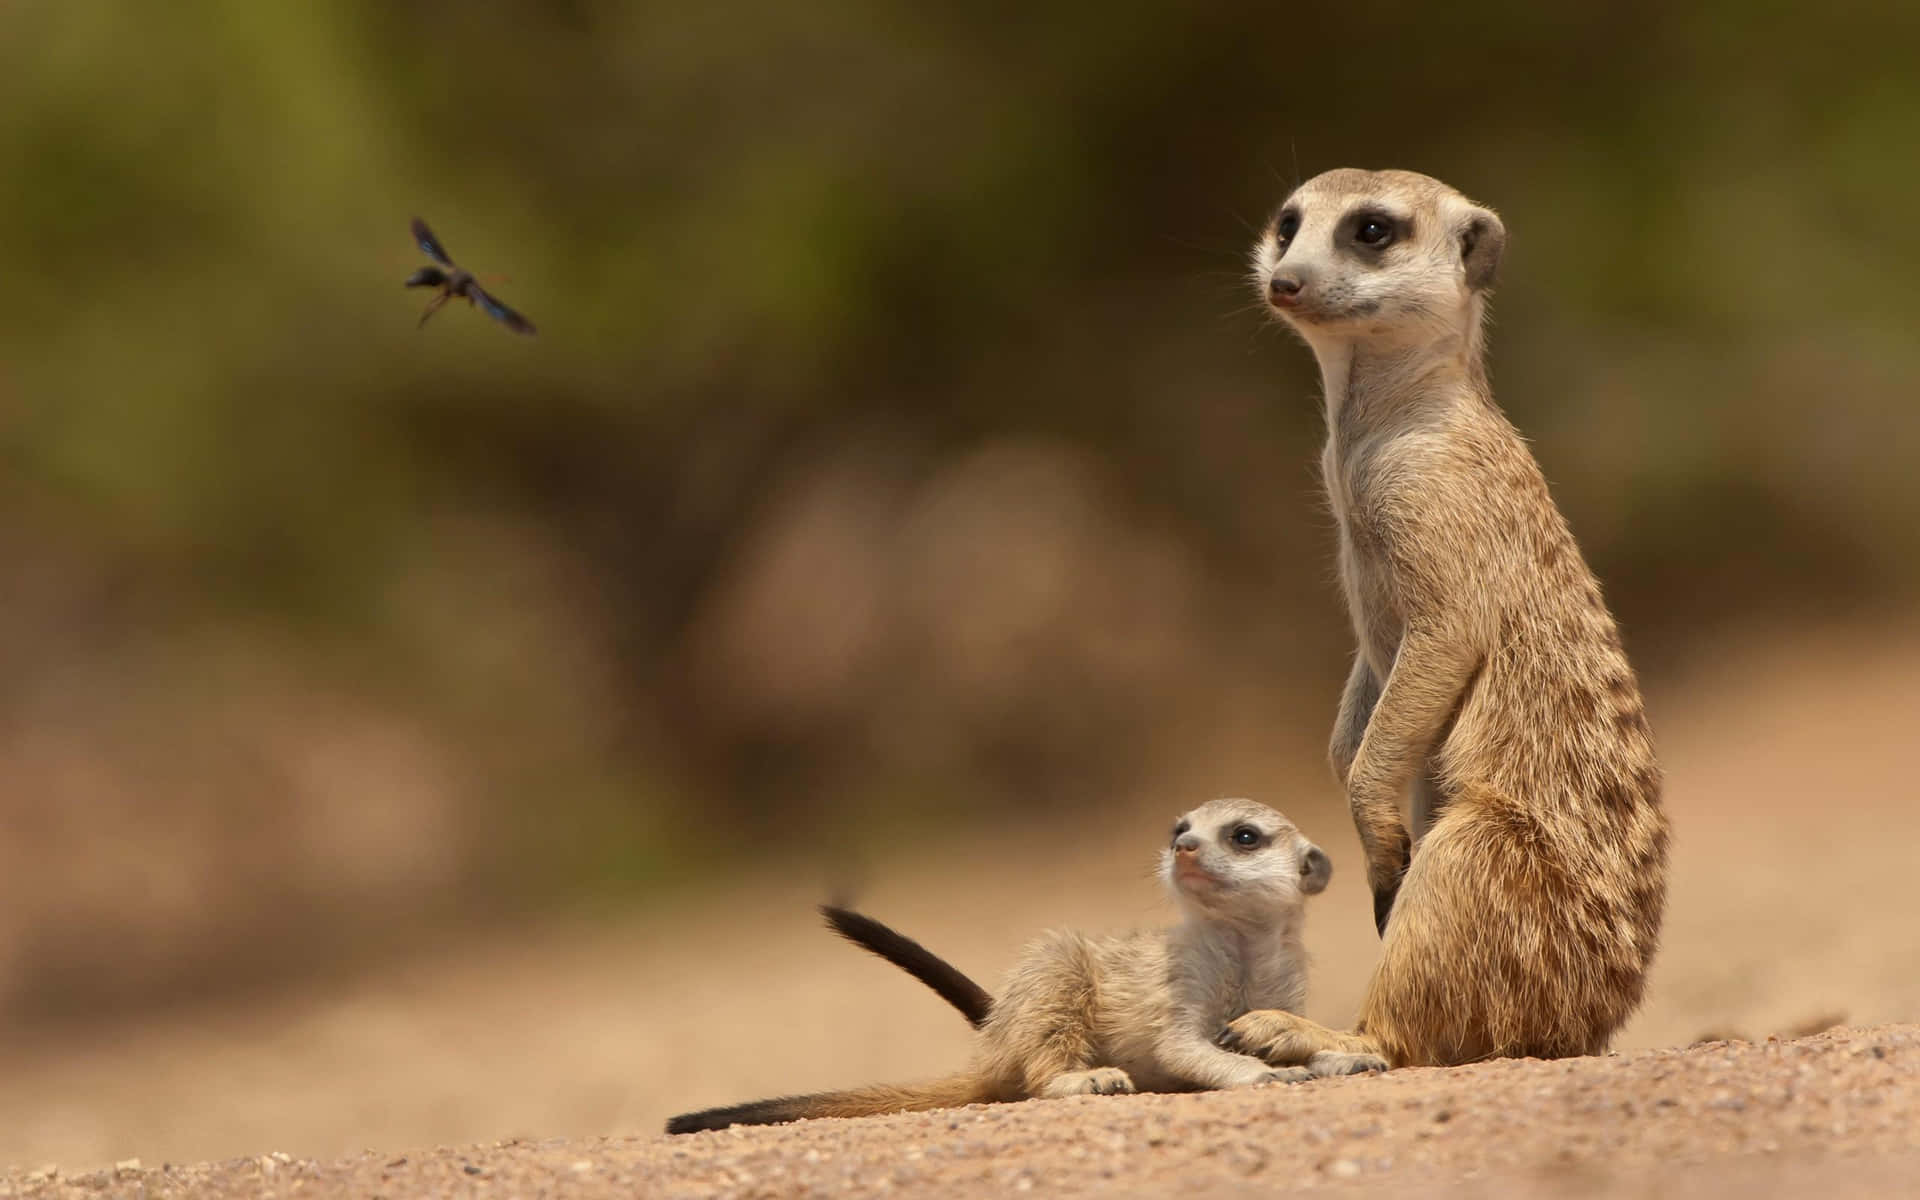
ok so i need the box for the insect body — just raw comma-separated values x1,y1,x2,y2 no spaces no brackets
404,217,536,335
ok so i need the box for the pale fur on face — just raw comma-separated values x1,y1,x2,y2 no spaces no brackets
1250,168,1506,358
1158,797,1330,921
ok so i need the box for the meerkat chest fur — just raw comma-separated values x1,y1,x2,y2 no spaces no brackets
1320,354,1486,674
1167,914,1308,1024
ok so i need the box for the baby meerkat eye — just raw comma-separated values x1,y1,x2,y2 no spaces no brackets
1275,211,1300,242
1355,218,1394,247
1229,825,1263,848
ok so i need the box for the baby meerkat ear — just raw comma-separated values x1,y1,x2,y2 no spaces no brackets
1459,206,1506,291
1299,843,1331,895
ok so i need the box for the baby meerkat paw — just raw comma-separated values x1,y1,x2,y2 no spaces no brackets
1307,1050,1390,1077
1247,1066,1313,1086
1039,1067,1137,1098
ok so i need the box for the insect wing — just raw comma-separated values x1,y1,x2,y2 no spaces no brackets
471,284,537,335
410,217,454,266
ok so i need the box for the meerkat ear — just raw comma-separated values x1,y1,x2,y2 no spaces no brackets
1459,207,1506,291
1299,844,1331,895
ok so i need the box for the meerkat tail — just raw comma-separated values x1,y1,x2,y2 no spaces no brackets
665,1074,988,1134
820,905,995,1028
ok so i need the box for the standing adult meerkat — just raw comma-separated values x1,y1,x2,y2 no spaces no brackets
1218,169,1669,1073
667,798,1339,1133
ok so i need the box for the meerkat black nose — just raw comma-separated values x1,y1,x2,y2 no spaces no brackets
1268,273,1304,303
1174,833,1201,853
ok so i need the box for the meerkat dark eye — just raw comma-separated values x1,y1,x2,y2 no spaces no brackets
1275,211,1300,243
1230,825,1262,848
1355,218,1394,247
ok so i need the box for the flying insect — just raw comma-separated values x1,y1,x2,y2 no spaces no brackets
403,217,536,335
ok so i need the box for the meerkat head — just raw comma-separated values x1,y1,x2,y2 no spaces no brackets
1159,797,1330,923
1251,168,1505,352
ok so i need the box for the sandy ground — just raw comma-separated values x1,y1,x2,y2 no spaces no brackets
5,1025,1918,1198
1,624,1917,1192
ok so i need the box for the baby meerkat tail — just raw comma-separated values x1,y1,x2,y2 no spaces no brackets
665,1074,988,1133
821,904,995,1028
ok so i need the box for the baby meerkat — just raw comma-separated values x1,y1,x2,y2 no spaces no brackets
1218,169,1669,1074
666,798,1336,1133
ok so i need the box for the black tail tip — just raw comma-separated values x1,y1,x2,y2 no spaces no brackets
666,1106,749,1135
665,1111,721,1135
664,1095,811,1135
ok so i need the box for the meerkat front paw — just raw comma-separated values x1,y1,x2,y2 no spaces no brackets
1208,1055,1313,1089
1368,857,1409,937
1039,1067,1136,1098
1371,881,1400,937
1307,1050,1389,1076
1217,1010,1316,1065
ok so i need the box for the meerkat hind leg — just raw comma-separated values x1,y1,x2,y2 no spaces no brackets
988,933,1122,1099
1038,1067,1136,1097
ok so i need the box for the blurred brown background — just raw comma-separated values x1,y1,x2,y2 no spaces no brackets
1,0,1916,1172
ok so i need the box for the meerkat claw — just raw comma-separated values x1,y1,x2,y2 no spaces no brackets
1307,1050,1389,1077
1040,1067,1137,1097
1216,1011,1303,1065
1372,881,1400,937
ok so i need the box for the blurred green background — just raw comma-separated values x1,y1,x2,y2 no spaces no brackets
1,0,1916,1037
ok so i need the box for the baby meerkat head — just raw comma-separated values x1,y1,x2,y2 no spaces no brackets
1251,167,1505,345
1159,797,1330,922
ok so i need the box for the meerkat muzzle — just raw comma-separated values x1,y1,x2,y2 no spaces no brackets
1174,856,1220,890
1268,273,1305,307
